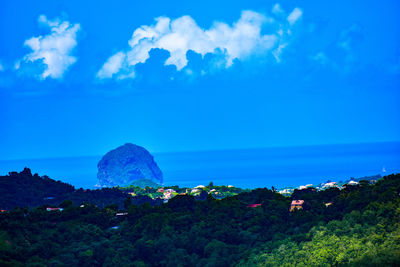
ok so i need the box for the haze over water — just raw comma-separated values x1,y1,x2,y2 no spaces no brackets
0,142,398,189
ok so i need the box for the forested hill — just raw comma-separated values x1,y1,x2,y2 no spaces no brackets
0,168,160,210
0,172,399,266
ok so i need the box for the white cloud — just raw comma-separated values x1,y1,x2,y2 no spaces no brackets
97,52,127,79
311,52,328,65
337,24,363,52
98,7,302,80
272,4,284,15
272,43,287,62
21,15,80,79
14,61,20,70
287,8,303,25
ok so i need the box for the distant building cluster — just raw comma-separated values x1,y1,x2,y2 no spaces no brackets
278,179,364,196
163,189,177,200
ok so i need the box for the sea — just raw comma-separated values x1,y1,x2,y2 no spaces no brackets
0,142,399,189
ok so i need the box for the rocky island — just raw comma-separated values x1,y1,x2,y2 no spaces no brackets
97,143,163,187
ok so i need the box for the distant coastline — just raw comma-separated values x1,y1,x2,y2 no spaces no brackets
0,141,399,189
0,167,390,210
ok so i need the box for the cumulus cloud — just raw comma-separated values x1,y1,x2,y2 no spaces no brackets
20,15,80,79
307,24,363,73
272,43,287,63
97,7,302,80
287,8,303,25
97,52,127,79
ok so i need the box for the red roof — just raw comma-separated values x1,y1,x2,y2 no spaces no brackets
247,204,262,208
291,200,304,205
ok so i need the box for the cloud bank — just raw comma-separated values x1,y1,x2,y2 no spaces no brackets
97,7,302,80
20,15,80,79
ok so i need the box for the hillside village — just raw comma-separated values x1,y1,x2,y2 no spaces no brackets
278,174,381,196
42,177,378,215
0,169,383,214
120,174,382,203
120,183,248,202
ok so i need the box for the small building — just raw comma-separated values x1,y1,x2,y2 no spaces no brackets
347,180,359,186
191,188,201,194
46,207,63,212
247,204,262,208
165,189,176,193
279,188,293,195
325,202,333,207
116,212,128,216
322,182,338,189
290,200,304,212
157,188,165,193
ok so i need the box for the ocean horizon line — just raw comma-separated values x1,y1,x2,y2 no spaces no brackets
1,140,399,162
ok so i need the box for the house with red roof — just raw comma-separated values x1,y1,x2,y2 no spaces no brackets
247,203,262,208
290,200,304,212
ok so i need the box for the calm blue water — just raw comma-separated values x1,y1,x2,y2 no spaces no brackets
0,142,399,189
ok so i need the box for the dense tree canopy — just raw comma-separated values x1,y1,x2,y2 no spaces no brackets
0,172,399,266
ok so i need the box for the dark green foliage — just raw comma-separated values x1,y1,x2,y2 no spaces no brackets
129,179,161,188
0,172,399,266
0,168,160,210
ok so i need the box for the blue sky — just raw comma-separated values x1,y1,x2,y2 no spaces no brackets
0,0,399,160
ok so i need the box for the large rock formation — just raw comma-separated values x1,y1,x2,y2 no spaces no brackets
97,143,163,187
